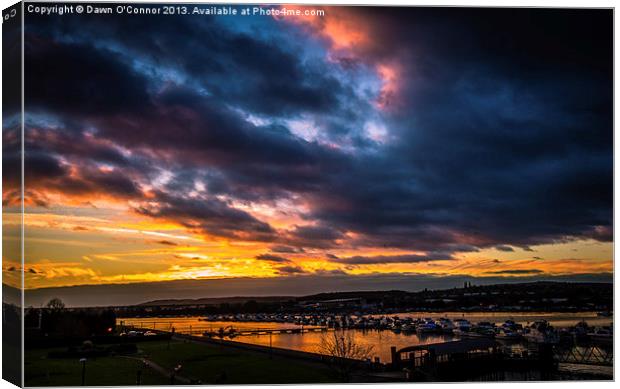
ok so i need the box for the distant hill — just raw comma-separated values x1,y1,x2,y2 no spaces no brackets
137,281,612,307
2,283,22,306
138,295,296,306
301,281,612,298
298,289,411,302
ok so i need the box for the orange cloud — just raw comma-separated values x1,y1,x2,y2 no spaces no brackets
376,63,401,110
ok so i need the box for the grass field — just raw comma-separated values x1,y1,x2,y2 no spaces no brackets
25,347,169,386
25,340,338,386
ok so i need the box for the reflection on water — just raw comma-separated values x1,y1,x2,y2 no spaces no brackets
233,330,454,362
119,311,613,364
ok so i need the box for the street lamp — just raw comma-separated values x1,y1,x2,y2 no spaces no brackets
79,358,87,386
171,363,182,385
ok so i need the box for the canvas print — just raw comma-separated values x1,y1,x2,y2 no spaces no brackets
1,2,614,386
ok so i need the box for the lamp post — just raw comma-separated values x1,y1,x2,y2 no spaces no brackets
79,358,87,386
171,363,182,385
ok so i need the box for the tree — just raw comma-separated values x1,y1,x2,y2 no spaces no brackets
317,330,374,382
45,298,65,311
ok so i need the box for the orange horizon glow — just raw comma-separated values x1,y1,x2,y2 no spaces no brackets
1,200,612,290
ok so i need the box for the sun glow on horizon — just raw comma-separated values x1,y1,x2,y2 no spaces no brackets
7,203,612,290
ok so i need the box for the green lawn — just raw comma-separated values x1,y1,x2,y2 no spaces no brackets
140,340,338,384
24,349,170,386
25,340,338,386
25,347,168,386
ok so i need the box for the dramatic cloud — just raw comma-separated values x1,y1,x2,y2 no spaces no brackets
255,254,292,263
276,265,307,275
156,240,178,246
133,192,276,241
25,40,151,115
270,245,305,254
19,6,612,290
328,253,453,265
284,224,345,248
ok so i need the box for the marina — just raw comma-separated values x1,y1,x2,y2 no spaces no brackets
119,311,613,372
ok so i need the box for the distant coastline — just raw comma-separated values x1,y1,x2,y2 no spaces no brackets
9,281,610,315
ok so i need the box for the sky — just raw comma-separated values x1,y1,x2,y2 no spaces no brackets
2,5,613,305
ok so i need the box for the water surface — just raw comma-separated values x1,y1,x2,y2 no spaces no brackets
119,311,612,363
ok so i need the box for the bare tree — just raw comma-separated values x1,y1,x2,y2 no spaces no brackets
45,298,65,311
317,330,374,382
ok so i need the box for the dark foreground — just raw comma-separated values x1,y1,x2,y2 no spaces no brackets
25,339,338,386
25,333,613,386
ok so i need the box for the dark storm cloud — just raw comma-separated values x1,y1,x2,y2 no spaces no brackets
21,27,345,238
133,192,276,241
14,121,158,205
27,157,140,199
24,11,354,119
329,253,453,265
294,8,613,252
203,34,343,116
23,8,612,257
290,225,344,241
283,224,345,248
255,254,292,263
3,11,22,115
270,245,305,254
87,85,346,201
495,245,515,252
12,151,65,185
2,124,22,196
6,131,142,201
26,124,133,168
276,265,307,275
25,38,151,115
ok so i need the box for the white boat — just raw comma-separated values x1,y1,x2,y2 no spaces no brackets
401,323,416,333
452,319,472,336
453,319,471,330
460,322,496,338
500,320,522,331
416,318,441,333
588,326,613,343
496,327,521,341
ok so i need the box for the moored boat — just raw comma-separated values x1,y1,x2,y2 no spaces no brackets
587,326,613,343
496,327,521,341
452,319,472,336
416,318,441,334
437,318,455,334
523,320,559,344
